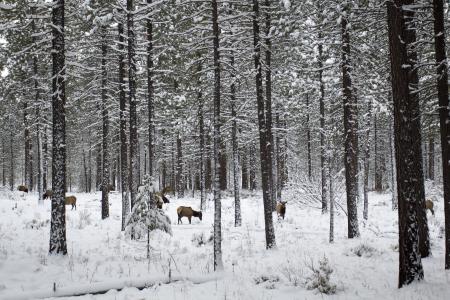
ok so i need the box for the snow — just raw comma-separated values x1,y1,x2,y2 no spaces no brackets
0,189,450,299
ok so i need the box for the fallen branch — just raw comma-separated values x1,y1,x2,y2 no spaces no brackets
2,274,221,300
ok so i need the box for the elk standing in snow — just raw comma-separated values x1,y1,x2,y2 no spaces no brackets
177,206,202,224
276,201,287,220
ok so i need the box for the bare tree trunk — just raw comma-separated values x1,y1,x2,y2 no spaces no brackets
231,56,241,227
205,135,212,191
176,134,184,198
363,101,373,220
24,101,32,190
264,0,276,210
147,0,154,177
101,30,109,219
43,122,48,191
318,24,327,214
428,137,434,181
341,5,359,238
198,63,206,210
211,0,223,271
249,143,257,191
2,137,5,186
9,128,14,191
241,147,249,189
252,0,276,249
329,155,334,243
49,0,67,255
127,0,138,210
433,0,450,269
387,0,424,286
306,94,312,181
389,115,398,209
219,141,227,191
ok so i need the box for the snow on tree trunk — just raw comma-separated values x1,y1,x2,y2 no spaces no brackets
119,21,130,231
147,0,154,178
387,0,424,287
252,0,276,249
211,0,223,271
231,56,241,227
176,134,184,198
264,0,276,210
127,0,138,210
432,0,450,269
306,94,312,181
49,0,67,255
101,29,109,220
341,6,359,238
198,61,206,210
363,101,373,221
388,116,397,210
318,24,327,214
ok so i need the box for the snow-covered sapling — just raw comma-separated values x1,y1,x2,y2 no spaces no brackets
125,175,172,239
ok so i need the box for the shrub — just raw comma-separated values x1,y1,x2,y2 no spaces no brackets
306,256,337,295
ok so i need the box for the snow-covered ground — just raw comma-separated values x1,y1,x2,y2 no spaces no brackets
1,187,449,299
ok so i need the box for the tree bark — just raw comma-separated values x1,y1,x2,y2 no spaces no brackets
318,25,327,214
127,0,138,210
24,101,32,191
147,0,154,177
249,143,257,191
198,62,206,210
264,0,276,209
428,137,434,181
433,0,450,269
387,0,424,286
49,0,67,255
101,30,109,219
306,94,312,181
231,56,241,227
176,134,184,198
211,0,223,271
341,5,359,238
363,101,373,220
9,128,14,191
252,0,276,249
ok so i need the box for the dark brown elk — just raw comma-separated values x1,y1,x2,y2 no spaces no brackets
65,196,77,210
18,185,28,193
43,190,53,200
177,206,202,224
276,201,287,220
155,186,172,209
425,199,434,216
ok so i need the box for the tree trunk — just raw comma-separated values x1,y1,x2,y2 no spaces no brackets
341,5,359,238
428,137,434,181
205,135,212,191
363,101,373,220
24,101,32,191
318,26,327,214
219,141,227,191
147,0,154,178
211,0,223,271
252,0,276,249
329,156,334,243
231,56,241,227
433,0,450,269
264,0,276,210
198,63,206,210
176,134,184,198
387,0,424,287
306,94,312,181
96,139,102,191
249,143,257,191
9,128,14,191
88,129,92,193
127,0,138,210
2,137,5,187
43,121,48,191
49,0,67,255
389,115,398,210
374,114,384,191
101,30,109,220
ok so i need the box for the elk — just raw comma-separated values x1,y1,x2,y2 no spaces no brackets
425,199,434,216
177,206,202,224
276,201,287,220
17,185,28,193
65,196,77,210
155,186,172,209
43,190,53,200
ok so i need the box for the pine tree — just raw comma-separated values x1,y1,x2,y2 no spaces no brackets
49,0,67,255
387,0,424,287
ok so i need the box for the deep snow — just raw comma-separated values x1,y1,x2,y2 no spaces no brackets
0,187,449,300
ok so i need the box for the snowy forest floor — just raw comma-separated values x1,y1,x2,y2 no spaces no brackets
1,188,450,300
